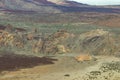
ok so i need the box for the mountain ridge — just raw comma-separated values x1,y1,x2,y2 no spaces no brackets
0,0,88,13
0,0,120,13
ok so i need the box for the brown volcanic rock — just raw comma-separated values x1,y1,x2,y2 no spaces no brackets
0,24,119,56
32,29,118,55
0,24,26,48
78,29,117,55
0,31,25,48
32,30,71,54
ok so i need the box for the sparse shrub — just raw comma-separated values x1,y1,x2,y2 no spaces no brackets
100,62,120,73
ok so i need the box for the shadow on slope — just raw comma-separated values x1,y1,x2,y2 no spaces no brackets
0,51,57,72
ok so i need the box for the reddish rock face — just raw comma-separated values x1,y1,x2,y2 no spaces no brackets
34,0,55,4
47,0,66,4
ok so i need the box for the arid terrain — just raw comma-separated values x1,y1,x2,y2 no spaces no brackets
0,21,120,80
1,56,120,80
0,0,120,80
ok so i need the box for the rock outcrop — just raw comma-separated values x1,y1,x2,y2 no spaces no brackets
32,30,72,54
0,24,119,56
77,29,117,55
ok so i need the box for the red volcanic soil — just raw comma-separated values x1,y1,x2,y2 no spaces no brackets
93,15,120,27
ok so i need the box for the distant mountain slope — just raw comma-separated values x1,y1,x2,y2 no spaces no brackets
47,0,88,6
0,0,61,13
0,0,88,9
0,0,120,13
102,5,120,9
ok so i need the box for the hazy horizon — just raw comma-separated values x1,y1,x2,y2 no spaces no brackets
70,0,120,5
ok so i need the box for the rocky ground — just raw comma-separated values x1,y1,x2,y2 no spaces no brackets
0,55,120,80
0,24,120,80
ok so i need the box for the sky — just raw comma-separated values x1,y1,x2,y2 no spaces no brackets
70,0,120,5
